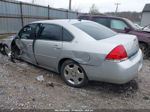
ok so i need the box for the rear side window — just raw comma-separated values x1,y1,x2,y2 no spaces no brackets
73,22,117,40
92,17,110,27
78,16,89,20
110,19,128,30
39,24,62,41
63,28,73,42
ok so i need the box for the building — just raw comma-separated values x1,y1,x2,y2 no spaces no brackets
141,4,150,26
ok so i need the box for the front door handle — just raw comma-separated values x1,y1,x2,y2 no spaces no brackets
54,45,58,47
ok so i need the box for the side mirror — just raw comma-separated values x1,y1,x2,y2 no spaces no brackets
124,27,131,32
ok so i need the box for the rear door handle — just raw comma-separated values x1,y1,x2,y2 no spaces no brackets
53,44,61,49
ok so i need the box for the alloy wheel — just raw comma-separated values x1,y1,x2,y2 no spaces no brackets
64,63,85,85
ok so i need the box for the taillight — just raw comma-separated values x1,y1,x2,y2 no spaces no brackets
105,45,128,60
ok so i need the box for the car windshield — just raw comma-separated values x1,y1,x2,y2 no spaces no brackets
134,24,143,30
124,18,141,30
73,22,117,40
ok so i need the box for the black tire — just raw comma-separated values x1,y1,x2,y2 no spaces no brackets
60,60,88,88
0,44,3,54
139,43,149,59
11,45,20,59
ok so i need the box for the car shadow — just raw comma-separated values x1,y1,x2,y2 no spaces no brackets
8,58,139,96
85,80,139,95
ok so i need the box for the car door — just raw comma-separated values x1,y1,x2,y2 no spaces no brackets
15,24,39,64
34,24,63,70
110,19,129,33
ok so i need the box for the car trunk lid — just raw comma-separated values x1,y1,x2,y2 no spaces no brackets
101,34,139,58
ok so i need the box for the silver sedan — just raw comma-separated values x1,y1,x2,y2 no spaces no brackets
1,20,143,88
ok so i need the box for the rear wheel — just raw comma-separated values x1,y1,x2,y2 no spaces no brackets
139,43,149,58
60,60,88,88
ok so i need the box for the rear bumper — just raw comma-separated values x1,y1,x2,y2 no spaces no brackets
81,49,143,84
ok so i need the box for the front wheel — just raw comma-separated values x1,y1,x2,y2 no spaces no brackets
11,45,20,59
60,60,88,88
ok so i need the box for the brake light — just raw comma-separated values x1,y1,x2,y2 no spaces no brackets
105,45,128,60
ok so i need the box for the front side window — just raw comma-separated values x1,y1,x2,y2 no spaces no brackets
92,17,110,27
63,28,73,42
124,18,139,30
39,24,62,41
73,22,117,40
110,19,128,30
19,24,37,39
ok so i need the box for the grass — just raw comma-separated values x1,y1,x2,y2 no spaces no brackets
0,34,14,39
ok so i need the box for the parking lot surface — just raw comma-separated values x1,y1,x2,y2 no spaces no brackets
0,54,150,109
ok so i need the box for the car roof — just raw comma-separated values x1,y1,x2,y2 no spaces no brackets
78,14,127,20
32,19,90,26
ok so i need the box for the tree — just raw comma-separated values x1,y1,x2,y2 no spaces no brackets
72,6,82,12
89,4,100,14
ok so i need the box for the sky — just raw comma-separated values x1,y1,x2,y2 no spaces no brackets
16,0,150,13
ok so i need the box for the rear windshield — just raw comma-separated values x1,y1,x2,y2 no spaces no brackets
73,22,117,40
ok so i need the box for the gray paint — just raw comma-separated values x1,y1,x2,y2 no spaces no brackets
141,4,150,26
143,4,150,12
141,12,150,26
2,20,143,84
